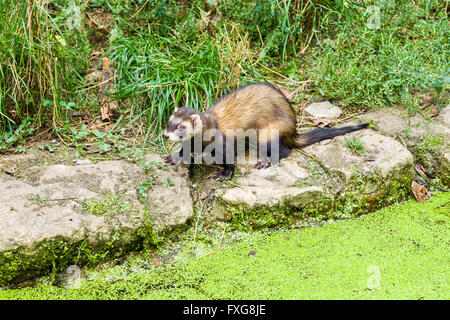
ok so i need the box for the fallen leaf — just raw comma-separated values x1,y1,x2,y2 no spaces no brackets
86,12,111,35
418,93,434,108
99,57,119,121
425,106,439,117
100,97,118,121
411,181,431,203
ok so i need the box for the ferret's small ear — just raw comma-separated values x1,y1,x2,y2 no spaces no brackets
174,107,179,113
189,114,202,129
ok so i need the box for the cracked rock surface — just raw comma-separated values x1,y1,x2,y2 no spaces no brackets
0,154,193,285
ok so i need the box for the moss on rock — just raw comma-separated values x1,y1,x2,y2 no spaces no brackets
214,189,333,231
2,192,449,299
0,220,158,287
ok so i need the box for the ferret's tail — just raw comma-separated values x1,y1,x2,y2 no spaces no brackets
294,123,368,148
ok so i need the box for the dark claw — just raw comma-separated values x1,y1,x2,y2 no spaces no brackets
163,154,175,165
254,160,271,169
213,170,233,181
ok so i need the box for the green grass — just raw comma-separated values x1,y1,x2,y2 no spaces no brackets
306,0,449,112
345,137,366,155
2,192,448,299
219,0,359,63
0,0,448,151
0,0,84,138
108,22,254,147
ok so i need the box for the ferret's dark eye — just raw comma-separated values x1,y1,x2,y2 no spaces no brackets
178,125,185,131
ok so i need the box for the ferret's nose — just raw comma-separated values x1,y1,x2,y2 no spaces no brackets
162,131,169,139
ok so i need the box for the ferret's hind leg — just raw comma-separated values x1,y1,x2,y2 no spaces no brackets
255,138,290,169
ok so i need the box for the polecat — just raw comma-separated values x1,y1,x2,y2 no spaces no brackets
163,82,368,180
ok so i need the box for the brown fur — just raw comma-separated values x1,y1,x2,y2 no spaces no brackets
210,83,296,145
164,82,368,179
167,82,368,149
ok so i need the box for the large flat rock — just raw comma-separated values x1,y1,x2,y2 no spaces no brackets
356,108,450,146
304,127,414,216
144,154,193,232
220,185,323,208
304,129,414,180
355,106,450,186
0,155,193,285
213,125,414,224
212,151,332,225
219,157,322,206
0,161,145,252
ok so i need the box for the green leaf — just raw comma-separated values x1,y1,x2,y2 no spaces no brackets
433,81,443,95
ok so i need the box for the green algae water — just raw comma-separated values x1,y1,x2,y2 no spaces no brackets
1,192,449,300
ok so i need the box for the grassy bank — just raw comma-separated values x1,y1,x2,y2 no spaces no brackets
0,0,448,150
1,192,448,300
0,0,84,138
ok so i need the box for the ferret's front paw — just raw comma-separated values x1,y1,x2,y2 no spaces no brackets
163,154,175,165
213,170,233,181
254,160,271,169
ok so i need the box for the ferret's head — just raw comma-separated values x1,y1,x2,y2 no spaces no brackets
162,107,202,142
